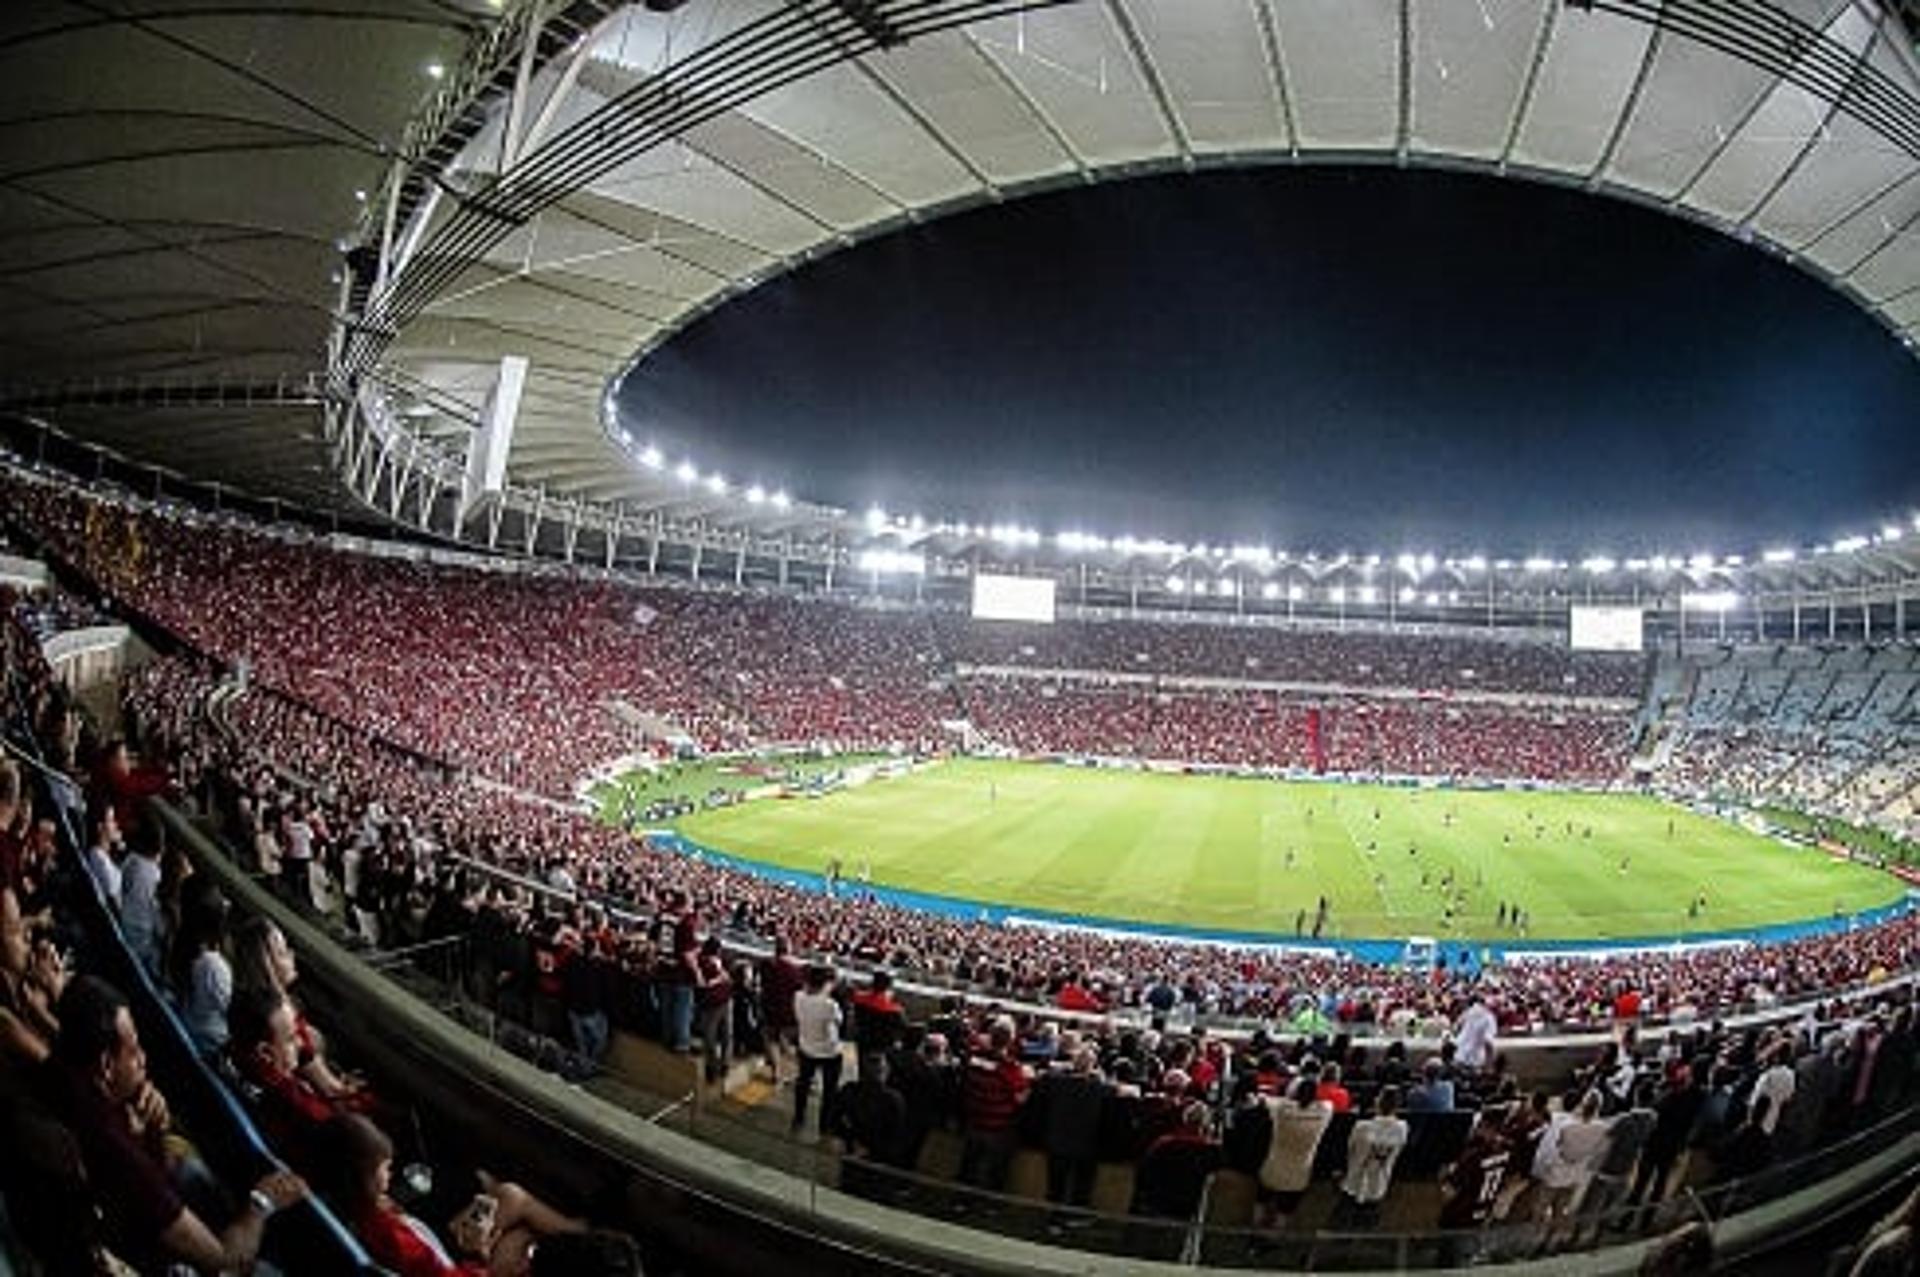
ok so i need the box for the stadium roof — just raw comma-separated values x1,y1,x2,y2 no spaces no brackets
3,0,1920,596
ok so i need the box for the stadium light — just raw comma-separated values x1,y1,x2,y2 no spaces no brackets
1219,578,1238,597
1581,556,1616,574
1835,535,1869,553
425,60,445,79
1327,586,1346,604
1723,554,1744,566
771,490,791,509
705,474,728,495
746,485,766,505
1523,557,1554,573
1231,544,1272,564
1762,548,1795,563
1166,574,1186,593
866,506,888,533
1462,555,1487,573
1288,584,1305,601
638,445,663,470
1649,555,1670,572
675,461,697,484
1683,590,1738,612
1883,526,1904,542
1688,553,1716,571
1399,586,1417,604
1262,582,1282,600
1356,585,1378,605
1396,553,1417,574
1425,591,1441,606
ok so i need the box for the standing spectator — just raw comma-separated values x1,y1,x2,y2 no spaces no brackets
1632,1065,1704,1223
1135,1100,1223,1220
1455,994,1498,1072
1534,1090,1609,1250
1580,1080,1656,1242
694,936,733,1083
792,964,843,1137
1751,1043,1796,1136
1334,1085,1408,1228
959,1019,1029,1193
758,936,803,1083
1037,1045,1107,1209
1257,1077,1333,1230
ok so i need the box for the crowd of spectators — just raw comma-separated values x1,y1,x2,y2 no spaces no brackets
959,679,1630,781
940,614,1646,699
0,465,1645,806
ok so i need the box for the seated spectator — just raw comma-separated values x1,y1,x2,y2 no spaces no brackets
0,883,65,1065
81,801,124,913
172,882,232,1057
45,975,307,1272
228,984,338,1169
310,1112,583,1277
1407,1057,1455,1112
231,913,370,1106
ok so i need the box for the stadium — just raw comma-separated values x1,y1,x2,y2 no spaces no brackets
2,2,1920,1275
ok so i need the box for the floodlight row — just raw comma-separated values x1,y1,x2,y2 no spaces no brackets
608,428,1920,573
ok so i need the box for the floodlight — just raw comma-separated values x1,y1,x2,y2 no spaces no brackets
771,491,791,509
1523,557,1553,573
1495,559,1514,571
1219,579,1238,597
1396,553,1416,573
1462,556,1487,573
638,446,663,470
1835,535,1869,553
1425,591,1440,606
1262,582,1282,600
1688,553,1715,571
1232,545,1272,564
425,61,445,79
1883,526,1904,541
674,461,697,483
1357,585,1378,605
746,485,766,505
1581,556,1616,574
1723,554,1744,566
1166,575,1186,593
866,506,888,533
1649,556,1670,572
1419,554,1437,575
1683,590,1738,612
1762,548,1795,564
354,189,367,203
1625,558,1648,570
1288,584,1305,601
1399,586,1417,604
1327,586,1346,604
705,474,727,494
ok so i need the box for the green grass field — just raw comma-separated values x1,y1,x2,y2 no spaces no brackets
620,758,1905,943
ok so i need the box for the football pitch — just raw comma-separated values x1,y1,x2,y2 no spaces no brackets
628,758,1905,943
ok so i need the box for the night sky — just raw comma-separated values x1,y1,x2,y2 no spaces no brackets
614,166,1920,557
